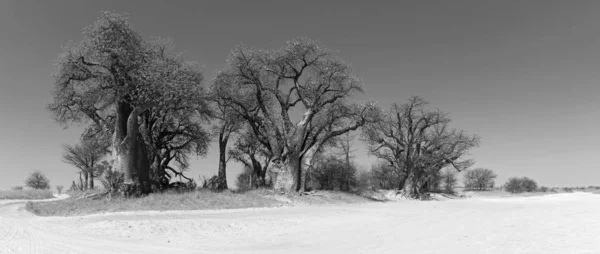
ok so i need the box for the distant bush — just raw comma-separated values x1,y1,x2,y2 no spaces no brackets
539,186,549,192
520,177,538,192
463,168,497,191
504,178,521,193
12,186,23,191
563,187,574,193
56,185,64,194
25,171,51,190
504,177,538,193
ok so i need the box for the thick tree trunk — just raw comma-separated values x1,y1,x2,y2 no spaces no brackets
112,101,151,196
216,137,228,190
273,152,301,192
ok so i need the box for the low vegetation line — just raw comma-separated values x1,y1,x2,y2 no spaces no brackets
0,189,54,200
25,190,377,217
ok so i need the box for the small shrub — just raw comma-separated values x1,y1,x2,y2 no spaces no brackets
56,185,64,194
539,186,549,192
12,186,23,191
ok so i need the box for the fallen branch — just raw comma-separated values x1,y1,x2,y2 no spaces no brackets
300,190,322,196
76,191,109,200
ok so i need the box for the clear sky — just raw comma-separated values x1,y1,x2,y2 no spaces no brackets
1,0,599,190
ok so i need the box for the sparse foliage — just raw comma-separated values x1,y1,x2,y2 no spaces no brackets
440,169,458,194
463,168,497,191
26,171,51,190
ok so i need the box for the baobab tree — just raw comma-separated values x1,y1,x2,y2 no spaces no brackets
141,74,211,190
213,38,376,193
48,12,205,195
362,97,479,198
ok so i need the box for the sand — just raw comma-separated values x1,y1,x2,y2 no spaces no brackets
1,192,600,253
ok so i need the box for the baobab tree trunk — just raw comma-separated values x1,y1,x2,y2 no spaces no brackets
274,147,319,193
112,101,151,196
273,152,301,193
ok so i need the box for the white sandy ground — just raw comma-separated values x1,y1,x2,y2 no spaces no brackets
1,192,600,254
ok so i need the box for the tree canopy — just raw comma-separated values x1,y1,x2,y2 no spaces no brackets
48,12,210,195
213,38,377,192
362,97,480,197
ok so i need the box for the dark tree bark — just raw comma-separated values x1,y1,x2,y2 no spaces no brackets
216,131,229,190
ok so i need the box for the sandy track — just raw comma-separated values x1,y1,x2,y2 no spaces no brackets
1,192,600,253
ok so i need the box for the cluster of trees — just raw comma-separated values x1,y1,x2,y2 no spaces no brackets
48,12,480,199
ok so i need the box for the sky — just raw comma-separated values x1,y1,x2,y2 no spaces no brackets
1,0,599,190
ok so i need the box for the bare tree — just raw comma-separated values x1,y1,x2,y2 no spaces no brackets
208,88,243,190
26,171,50,190
213,38,376,193
463,168,497,191
62,139,108,190
362,97,479,198
48,12,205,195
